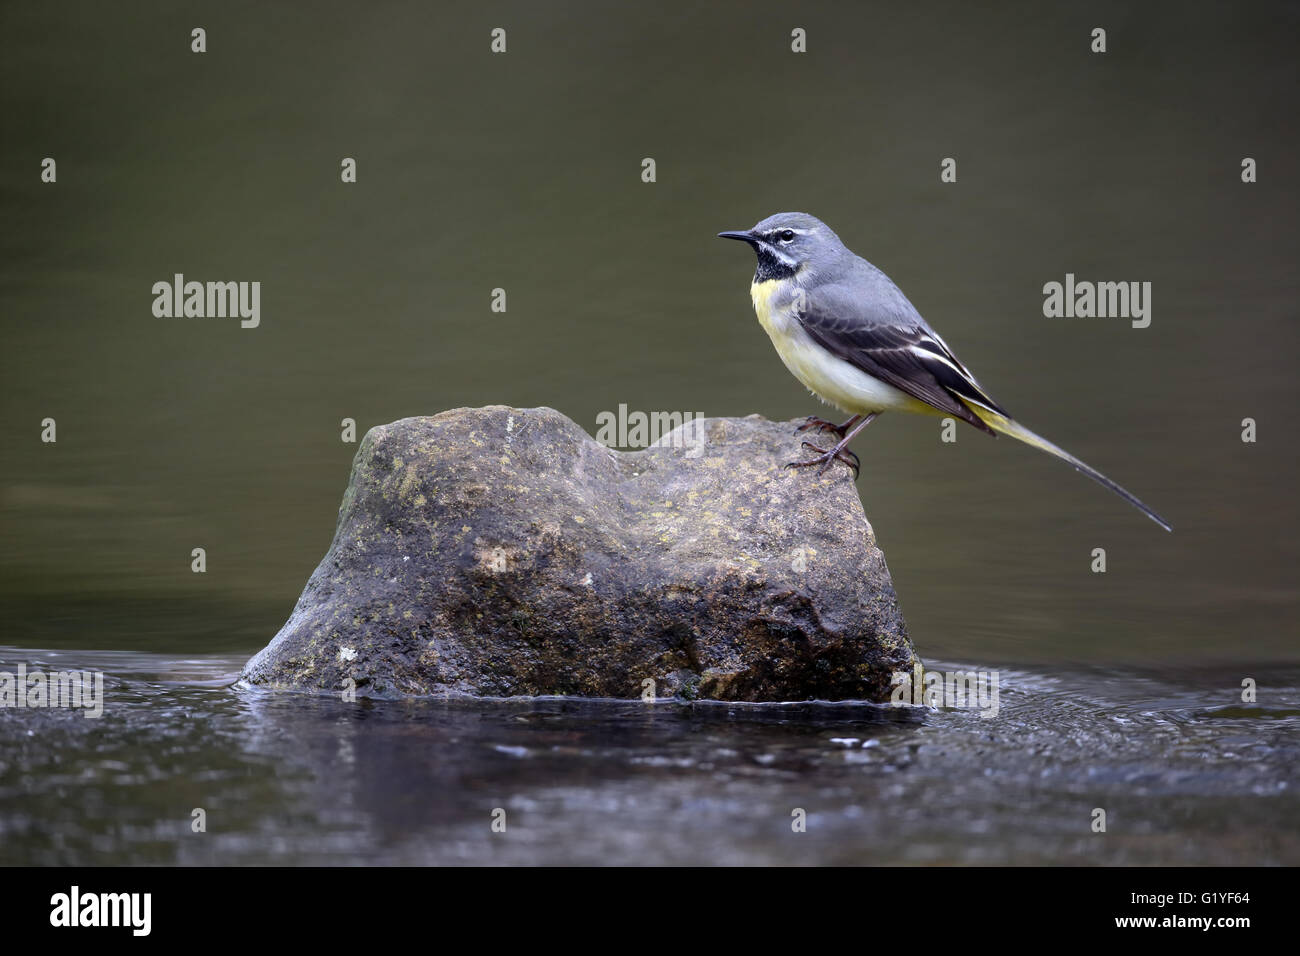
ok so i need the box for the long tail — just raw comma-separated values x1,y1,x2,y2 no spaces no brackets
963,404,1172,532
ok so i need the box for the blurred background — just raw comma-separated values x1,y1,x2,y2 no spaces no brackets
2,0,1298,869
1,0,1296,670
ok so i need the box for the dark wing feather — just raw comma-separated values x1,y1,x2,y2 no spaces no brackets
796,273,1009,435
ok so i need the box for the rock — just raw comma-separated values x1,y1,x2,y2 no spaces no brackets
241,405,918,702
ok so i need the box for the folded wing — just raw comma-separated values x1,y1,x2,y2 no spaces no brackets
796,278,1009,435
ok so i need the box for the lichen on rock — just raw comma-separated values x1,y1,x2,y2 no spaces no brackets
241,405,918,701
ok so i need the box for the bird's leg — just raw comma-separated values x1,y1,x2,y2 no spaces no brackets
785,413,880,478
786,440,861,476
795,414,862,440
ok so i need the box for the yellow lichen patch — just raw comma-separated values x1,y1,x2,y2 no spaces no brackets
397,463,421,501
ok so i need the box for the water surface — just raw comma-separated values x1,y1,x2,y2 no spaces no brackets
2,647,1294,865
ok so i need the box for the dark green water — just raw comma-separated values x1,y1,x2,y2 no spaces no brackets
1,1,1297,864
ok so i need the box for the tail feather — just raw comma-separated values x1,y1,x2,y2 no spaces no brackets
963,403,1172,532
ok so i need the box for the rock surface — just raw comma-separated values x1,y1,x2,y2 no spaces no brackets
242,405,917,702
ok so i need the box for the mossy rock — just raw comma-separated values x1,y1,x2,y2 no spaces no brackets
241,405,917,701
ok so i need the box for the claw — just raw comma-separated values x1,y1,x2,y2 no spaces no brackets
785,412,877,481
784,441,860,478
795,416,839,436
794,415,860,440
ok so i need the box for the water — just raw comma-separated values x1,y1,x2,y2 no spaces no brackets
1,1,1297,864
1,647,1294,866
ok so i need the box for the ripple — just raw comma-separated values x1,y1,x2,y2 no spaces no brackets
0,647,1296,864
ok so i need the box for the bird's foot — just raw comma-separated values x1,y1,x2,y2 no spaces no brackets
795,415,860,440
784,440,860,478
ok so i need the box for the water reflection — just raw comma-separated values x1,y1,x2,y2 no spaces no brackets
1,647,1295,865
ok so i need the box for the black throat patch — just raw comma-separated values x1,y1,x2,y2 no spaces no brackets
753,245,797,282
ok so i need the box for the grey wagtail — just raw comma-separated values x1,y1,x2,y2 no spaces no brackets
718,211,1171,531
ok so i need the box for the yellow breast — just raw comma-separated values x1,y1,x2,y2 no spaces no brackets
750,279,787,337
747,278,934,418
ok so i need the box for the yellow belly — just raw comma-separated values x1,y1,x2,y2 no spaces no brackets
749,279,935,417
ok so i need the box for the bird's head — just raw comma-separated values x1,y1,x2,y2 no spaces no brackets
717,212,845,281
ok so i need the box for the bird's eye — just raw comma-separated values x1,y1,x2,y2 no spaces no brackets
778,230,796,242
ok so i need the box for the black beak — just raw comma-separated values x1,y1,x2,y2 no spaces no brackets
716,230,755,243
